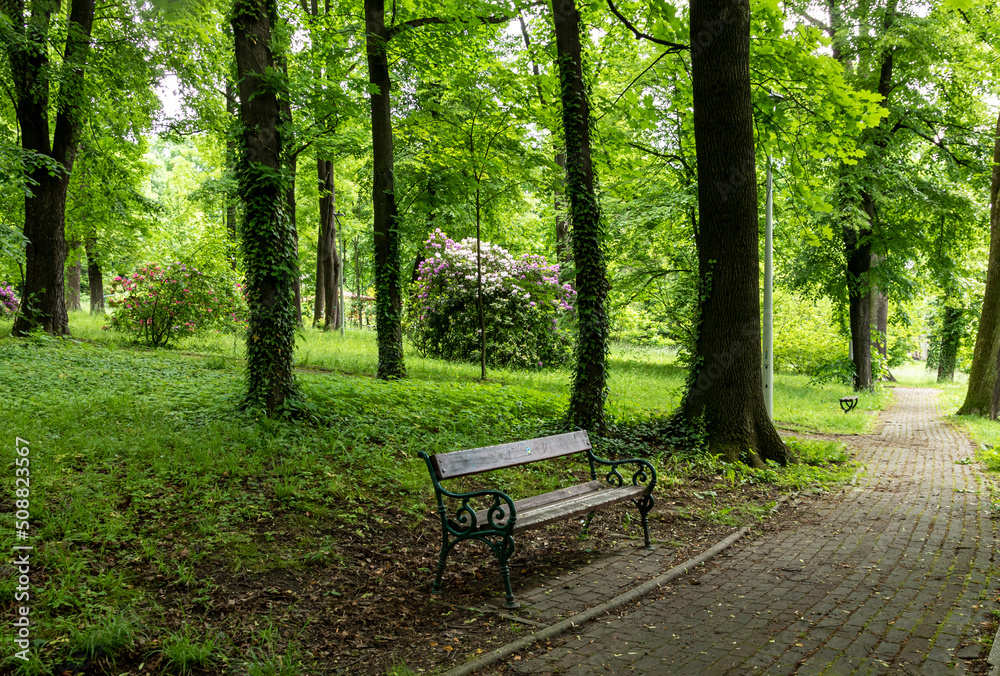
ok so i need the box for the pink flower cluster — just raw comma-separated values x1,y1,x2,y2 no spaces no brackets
405,229,575,369
105,262,247,347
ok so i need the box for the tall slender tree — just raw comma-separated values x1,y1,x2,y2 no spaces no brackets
552,0,608,432
365,0,405,378
3,0,97,336
233,0,299,414
676,0,787,465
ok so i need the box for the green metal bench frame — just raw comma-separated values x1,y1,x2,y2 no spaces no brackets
418,430,656,609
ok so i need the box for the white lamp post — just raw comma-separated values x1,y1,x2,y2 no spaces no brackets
763,156,773,420
763,91,783,421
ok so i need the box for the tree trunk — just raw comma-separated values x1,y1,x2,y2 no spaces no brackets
963,109,1000,416
66,243,82,311
233,0,298,415
7,0,96,337
845,219,873,390
355,236,364,328
323,169,341,331
830,0,896,392
677,0,787,466
553,0,608,433
937,306,962,383
365,0,405,379
85,236,104,313
314,158,329,326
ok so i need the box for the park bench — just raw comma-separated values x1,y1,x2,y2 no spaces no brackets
840,395,859,413
418,430,656,609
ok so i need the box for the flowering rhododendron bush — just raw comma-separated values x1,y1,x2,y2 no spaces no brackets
0,285,18,317
406,230,575,369
107,262,248,347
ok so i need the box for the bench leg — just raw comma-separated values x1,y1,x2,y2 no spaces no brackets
581,511,595,535
492,534,519,609
433,535,459,590
634,494,655,550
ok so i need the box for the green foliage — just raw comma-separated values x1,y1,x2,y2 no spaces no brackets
977,445,1000,473
406,230,574,369
773,290,844,374
106,262,246,347
160,629,216,675
785,437,850,466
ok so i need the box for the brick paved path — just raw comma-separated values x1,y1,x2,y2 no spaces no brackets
503,388,998,675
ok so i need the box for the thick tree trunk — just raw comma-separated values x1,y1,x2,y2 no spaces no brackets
85,236,104,313
66,243,82,311
365,0,405,379
233,0,298,415
552,0,608,433
8,0,96,337
963,110,1000,416
845,219,873,390
678,0,787,466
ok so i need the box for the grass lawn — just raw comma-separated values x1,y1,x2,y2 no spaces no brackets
1,312,871,675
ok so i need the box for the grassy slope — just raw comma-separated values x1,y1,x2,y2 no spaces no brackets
0,312,873,673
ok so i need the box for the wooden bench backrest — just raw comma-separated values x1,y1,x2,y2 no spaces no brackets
431,430,591,480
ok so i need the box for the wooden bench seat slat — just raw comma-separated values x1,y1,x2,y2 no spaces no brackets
469,482,646,531
432,431,591,480
514,485,648,532
467,481,603,527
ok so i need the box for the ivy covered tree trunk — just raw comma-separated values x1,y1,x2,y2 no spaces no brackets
233,0,298,414
552,0,607,433
937,306,962,383
365,0,405,379
677,0,787,466
962,109,1000,416
5,0,96,337
85,236,104,313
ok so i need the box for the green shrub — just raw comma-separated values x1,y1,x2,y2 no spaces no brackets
786,437,850,466
406,230,574,369
106,262,247,347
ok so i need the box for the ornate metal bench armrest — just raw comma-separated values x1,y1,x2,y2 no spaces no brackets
418,451,517,535
586,450,657,491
